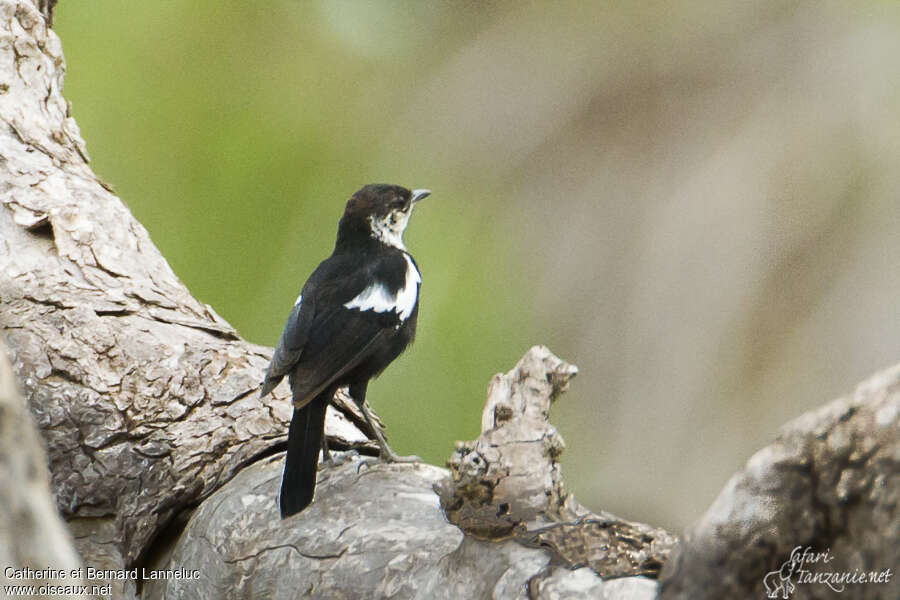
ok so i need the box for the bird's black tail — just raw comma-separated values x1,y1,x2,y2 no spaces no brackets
280,390,330,518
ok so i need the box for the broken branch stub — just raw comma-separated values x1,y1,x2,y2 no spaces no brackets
438,346,578,537
437,345,677,580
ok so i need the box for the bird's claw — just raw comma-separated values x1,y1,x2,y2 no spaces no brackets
354,452,421,473
381,452,421,464
323,449,359,469
356,456,376,473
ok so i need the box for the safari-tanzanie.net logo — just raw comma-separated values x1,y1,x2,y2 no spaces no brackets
763,545,892,598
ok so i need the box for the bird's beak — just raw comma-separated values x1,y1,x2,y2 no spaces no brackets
411,189,431,204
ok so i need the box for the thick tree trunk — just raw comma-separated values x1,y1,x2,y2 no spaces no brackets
0,2,895,599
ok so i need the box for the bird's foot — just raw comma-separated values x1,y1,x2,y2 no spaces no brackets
355,451,422,474
322,449,359,469
380,451,421,463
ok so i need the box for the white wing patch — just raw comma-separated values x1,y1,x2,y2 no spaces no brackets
344,254,421,321
294,293,303,306
395,254,421,320
343,282,396,314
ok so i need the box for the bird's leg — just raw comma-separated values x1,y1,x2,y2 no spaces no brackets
319,390,359,468
321,435,332,464
320,434,358,468
349,382,420,463
359,401,420,463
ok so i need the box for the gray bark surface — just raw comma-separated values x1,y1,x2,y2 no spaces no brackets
660,364,899,599
0,340,86,599
0,2,896,600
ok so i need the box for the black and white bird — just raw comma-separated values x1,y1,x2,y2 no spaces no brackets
260,184,431,518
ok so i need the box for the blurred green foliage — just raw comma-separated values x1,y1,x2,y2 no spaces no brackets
55,2,537,467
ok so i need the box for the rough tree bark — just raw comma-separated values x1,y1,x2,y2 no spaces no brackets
1,339,86,600
0,2,896,600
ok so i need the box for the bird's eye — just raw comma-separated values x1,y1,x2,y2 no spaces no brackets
391,198,407,209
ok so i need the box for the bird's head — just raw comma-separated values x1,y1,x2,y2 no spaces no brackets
337,184,431,251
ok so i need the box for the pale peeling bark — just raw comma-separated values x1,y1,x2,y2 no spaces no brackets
0,3,897,600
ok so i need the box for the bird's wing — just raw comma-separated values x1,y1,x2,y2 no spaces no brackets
260,291,316,397
260,253,368,397
287,312,389,408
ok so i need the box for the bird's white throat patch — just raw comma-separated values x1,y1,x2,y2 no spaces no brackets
344,254,421,321
368,209,411,251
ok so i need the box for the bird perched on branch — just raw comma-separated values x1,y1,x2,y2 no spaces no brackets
260,184,431,518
